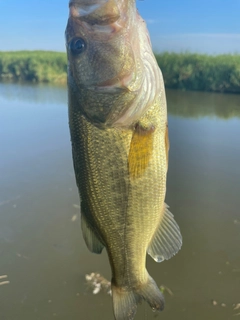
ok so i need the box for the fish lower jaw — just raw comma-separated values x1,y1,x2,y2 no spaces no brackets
87,84,127,93
88,72,136,93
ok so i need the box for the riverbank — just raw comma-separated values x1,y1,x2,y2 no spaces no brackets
0,51,239,93
0,51,67,85
156,52,240,94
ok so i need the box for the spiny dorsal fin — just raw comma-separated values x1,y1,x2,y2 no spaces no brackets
147,204,182,262
128,123,155,179
81,213,105,254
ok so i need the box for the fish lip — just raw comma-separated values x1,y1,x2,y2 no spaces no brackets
68,1,126,37
69,1,122,25
69,3,120,26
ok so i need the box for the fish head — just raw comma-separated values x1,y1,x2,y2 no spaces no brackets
66,0,161,127
66,0,137,89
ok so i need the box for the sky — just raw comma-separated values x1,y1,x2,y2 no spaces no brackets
0,0,239,54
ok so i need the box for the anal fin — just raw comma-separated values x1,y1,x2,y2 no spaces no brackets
81,213,105,254
147,204,182,262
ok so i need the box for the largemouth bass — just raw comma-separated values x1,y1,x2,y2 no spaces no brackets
65,0,182,319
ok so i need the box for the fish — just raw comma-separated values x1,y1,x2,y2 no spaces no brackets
65,0,182,319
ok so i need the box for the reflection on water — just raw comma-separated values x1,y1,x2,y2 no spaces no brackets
1,83,239,119
0,83,67,105
0,83,240,320
167,89,240,119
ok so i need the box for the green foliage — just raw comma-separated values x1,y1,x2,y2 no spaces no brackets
0,51,67,84
155,52,240,93
0,51,240,93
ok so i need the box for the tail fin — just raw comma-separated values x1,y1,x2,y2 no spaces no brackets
112,275,165,320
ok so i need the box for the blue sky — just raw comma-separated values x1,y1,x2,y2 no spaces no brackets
0,0,239,54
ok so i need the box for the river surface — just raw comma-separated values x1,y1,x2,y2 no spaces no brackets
0,83,240,320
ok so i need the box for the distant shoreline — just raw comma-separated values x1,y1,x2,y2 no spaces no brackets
0,51,239,94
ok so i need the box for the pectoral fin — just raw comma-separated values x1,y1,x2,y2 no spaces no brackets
128,123,155,179
147,204,182,262
81,213,105,254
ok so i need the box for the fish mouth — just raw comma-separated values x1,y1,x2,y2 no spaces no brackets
69,1,124,32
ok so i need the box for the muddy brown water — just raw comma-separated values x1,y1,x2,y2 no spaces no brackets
0,83,240,320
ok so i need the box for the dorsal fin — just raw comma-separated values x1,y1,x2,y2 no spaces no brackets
81,213,105,254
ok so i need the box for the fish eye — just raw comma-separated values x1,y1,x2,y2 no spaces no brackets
69,37,86,55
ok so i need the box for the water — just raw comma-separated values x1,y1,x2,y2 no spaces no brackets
0,83,239,320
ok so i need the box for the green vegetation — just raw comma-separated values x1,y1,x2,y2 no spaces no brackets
0,51,240,93
155,52,240,94
0,51,67,84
